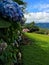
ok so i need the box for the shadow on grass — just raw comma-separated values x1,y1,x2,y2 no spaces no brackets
21,40,49,65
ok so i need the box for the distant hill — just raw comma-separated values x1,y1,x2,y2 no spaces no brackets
35,23,49,29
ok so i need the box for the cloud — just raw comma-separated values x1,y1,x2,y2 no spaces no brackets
24,12,49,23
33,4,49,12
25,3,49,13
33,4,49,9
24,3,49,23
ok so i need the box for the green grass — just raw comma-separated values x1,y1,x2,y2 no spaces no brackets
22,33,49,65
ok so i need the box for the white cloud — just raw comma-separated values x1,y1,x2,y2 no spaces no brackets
27,3,49,12
24,3,49,23
24,12,49,23
33,4,49,9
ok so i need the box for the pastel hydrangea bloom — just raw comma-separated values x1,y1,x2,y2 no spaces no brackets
0,0,24,22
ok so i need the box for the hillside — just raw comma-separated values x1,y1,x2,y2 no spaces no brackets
22,33,49,65
36,23,49,29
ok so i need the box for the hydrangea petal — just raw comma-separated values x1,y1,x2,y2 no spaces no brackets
0,0,24,23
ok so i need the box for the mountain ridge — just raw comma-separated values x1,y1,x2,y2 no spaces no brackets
35,23,49,29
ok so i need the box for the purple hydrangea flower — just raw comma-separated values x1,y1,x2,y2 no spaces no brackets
0,0,24,23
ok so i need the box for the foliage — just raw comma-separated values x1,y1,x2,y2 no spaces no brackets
24,21,39,32
0,22,21,65
0,45,18,65
0,0,25,65
14,0,25,5
36,28,49,35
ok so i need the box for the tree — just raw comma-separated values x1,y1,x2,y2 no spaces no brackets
15,0,25,5
24,21,39,32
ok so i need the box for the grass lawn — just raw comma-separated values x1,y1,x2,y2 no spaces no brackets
22,33,49,65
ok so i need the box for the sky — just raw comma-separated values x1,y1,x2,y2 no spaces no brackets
23,0,49,23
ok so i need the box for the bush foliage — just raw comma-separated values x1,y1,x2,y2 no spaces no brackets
0,0,24,65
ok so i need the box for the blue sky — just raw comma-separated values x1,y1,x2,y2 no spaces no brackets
23,0,49,23
24,0,49,12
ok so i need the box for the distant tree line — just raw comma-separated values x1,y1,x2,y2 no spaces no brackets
24,21,39,32
24,21,49,35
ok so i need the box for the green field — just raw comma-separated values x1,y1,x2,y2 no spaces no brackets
22,33,49,65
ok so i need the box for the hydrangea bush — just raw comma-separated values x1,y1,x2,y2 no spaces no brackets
0,0,24,65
